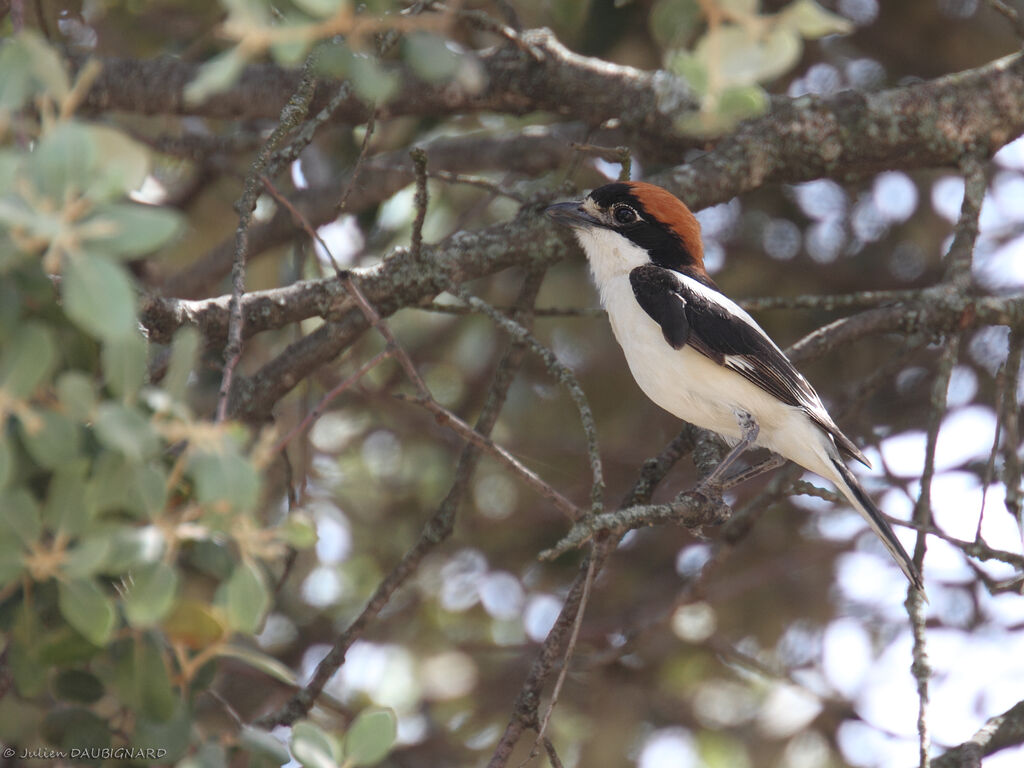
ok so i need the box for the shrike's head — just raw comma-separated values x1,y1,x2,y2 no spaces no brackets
545,182,706,282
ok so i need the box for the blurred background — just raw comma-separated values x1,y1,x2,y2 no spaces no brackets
2,0,1024,766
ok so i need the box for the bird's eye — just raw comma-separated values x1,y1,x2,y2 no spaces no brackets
613,205,638,225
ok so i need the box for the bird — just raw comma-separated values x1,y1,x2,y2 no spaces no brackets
545,180,924,591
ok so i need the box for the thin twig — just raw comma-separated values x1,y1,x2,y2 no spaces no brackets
457,290,605,513
1003,327,1023,537
259,268,546,728
525,551,598,764
216,61,318,421
271,347,393,456
396,392,581,520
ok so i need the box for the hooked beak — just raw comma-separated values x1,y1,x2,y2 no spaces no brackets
544,201,601,229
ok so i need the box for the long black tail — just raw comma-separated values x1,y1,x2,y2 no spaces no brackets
830,457,925,592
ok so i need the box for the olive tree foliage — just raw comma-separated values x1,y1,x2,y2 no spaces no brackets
0,1,1023,767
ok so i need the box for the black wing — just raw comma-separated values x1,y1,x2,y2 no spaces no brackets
629,264,868,465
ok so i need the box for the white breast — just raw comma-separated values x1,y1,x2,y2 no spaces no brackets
576,228,835,477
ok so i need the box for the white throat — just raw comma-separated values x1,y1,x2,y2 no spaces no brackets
573,228,652,305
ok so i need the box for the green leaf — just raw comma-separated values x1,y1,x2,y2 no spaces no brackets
62,535,112,578
86,125,152,200
314,40,354,78
43,460,93,536
349,56,399,104
88,452,167,519
123,561,179,628
0,321,57,398
29,120,98,200
53,669,105,704
404,33,459,83
62,253,138,341
133,700,191,763
293,0,346,18
219,561,270,633
667,49,708,96
190,450,261,511
282,512,318,549
218,645,299,687
291,721,339,768
0,487,41,548
719,0,758,14
343,708,397,766
649,0,702,50
100,525,166,573
0,433,14,490
164,327,200,403
185,47,249,105
20,31,71,102
695,23,802,89
80,203,183,258
56,371,98,421
19,409,81,469
718,83,769,121
115,635,177,722
58,578,117,646
94,402,159,459
0,32,70,109
42,707,110,752
780,0,854,38
102,333,148,402
240,726,291,765
37,626,105,666
162,599,228,648
271,24,312,66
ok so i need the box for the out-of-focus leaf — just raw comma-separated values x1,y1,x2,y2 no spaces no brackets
133,703,192,765
43,460,92,536
190,450,261,511
695,23,802,89
80,203,183,258
404,33,459,83
99,524,166,573
56,371,97,421
62,253,137,341
53,669,105,704
162,600,228,649
0,433,12,490
282,512,318,549
102,333,148,402
58,578,117,646
0,322,57,398
20,409,81,469
61,535,112,578
163,327,200,403
667,50,708,95
37,626,105,666
94,402,159,459
241,726,291,765
219,561,270,633
29,121,97,200
291,721,338,768
185,48,249,105
781,0,854,38
718,83,769,121
0,488,41,547
87,125,152,200
115,635,177,722
42,707,110,752
649,0,702,49
719,0,758,14
123,561,178,627
218,645,298,687
343,708,397,766
349,56,399,104
0,32,70,109
314,39,353,78
293,0,346,17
